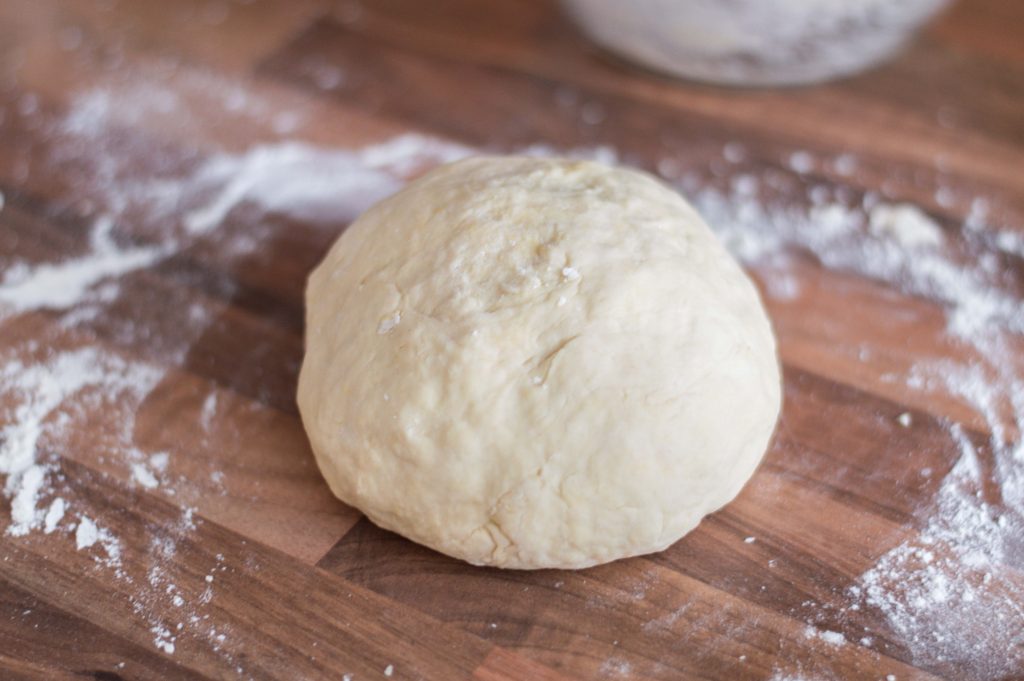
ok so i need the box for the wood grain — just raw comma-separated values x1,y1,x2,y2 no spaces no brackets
0,457,527,680
1,0,1023,679
321,519,935,681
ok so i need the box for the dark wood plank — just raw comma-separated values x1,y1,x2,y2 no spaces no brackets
0,456,567,680
0,576,208,681
319,519,935,681
931,0,1024,65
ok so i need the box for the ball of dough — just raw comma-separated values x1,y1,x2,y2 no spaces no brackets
297,156,780,569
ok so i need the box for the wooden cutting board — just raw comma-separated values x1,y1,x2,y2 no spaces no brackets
1,1,1022,680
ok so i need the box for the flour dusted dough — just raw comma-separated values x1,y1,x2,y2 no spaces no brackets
297,157,780,569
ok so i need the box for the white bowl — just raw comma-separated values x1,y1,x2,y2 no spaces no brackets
562,0,951,86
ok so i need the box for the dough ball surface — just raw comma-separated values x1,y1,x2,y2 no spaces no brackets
297,156,780,569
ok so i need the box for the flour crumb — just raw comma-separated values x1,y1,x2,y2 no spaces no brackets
384,663,394,677
131,462,159,489
657,157,683,180
868,203,944,248
76,516,99,549
200,392,219,430
935,186,955,209
377,312,401,335
833,153,857,176
744,536,756,544
897,412,913,428
723,142,746,164
149,452,169,472
8,465,47,535
151,625,176,654
819,630,846,646
180,506,197,531
599,658,632,677
43,498,66,534
804,626,846,647
788,151,814,174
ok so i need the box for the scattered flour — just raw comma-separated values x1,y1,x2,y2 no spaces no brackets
599,658,633,678
131,462,160,489
868,203,945,249
182,142,400,235
151,624,176,655
833,154,857,177
677,142,1024,679
43,497,65,533
75,515,99,549
3,67,1022,678
150,452,170,472
73,515,122,567
0,80,478,663
804,627,847,647
0,215,169,315
0,347,163,536
199,393,218,431
788,151,815,174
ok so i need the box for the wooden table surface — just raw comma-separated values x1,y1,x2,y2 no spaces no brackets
1,1,1023,680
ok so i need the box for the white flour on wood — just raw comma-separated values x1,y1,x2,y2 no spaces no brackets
0,78,473,665
675,144,1024,680
2,68,1022,679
